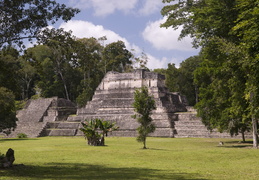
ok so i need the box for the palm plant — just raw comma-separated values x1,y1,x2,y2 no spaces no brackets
80,118,118,146
80,119,101,146
98,120,119,146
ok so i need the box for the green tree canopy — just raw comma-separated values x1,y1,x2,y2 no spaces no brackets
0,0,80,48
161,0,239,46
161,0,259,146
0,87,17,135
102,41,133,73
0,46,21,98
36,28,80,100
194,38,250,142
154,56,201,106
75,37,104,107
178,56,201,105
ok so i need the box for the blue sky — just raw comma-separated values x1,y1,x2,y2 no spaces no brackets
54,0,199,69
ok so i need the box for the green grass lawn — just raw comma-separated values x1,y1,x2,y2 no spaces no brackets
0,137,259,180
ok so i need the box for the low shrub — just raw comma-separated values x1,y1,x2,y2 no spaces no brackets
17,133,28,139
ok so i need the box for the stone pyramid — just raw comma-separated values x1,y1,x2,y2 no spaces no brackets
68,69,188,137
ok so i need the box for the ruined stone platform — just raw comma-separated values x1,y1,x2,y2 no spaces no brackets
10,97,76,138
68,69,188,137
10,69,251,139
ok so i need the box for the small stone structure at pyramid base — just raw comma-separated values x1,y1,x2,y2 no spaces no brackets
8,97,77,138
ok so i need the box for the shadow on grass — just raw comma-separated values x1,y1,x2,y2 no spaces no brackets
217,140,253,149
146,148,170,151
0,138,39,142
1,163,208,180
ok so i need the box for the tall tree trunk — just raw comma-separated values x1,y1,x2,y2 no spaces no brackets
252,116,258,148
195,85,199,104
143,137,147,149
241,131,245,143
26,78,32,99
59,71,69,100
250,92,258,148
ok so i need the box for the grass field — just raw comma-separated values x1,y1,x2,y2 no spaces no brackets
0,137,259,180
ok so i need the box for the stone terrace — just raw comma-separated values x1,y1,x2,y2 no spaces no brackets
10,97,76,138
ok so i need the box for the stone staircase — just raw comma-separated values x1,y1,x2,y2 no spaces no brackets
172,111,252,139
173,112,208,138
40,121,81,136
10,98,54,138
10,97,77,138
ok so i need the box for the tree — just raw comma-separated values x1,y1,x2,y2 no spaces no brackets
36,28,78,100
0,46,21,98
102,41,133,73
0,87,17,135
161,0,259,146
24,45,61,98
178,56,202,105
154,57,201,107
154,57,201,106
153,68,166,76
0,0,79,48
165,63,180,92
18,56,37,99
131,49,149,70
233,0,259,148
161,0,239,47
75,37,104,107
194,38,250,142
80,119,118,146
132,86,156,149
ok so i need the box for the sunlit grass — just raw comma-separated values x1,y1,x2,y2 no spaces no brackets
0,137,259,180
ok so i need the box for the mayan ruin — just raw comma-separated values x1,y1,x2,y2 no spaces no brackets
10,69,246,139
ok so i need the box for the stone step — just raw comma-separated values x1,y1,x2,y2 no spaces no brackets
175,113,200,120
174,126,208,131
174,134,212,138
56,122,80,129
43,116,56,122
96,109,134,114
67,116,82,122
174,121,205,126
175,129,210,135
48,129,78,136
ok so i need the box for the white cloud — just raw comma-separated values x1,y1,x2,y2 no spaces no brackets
142,18,195,51
60,20,142,55
146,54,168,70
69,0,138,17
146,54,185,70
68,0,164,17
138,0,163,16
60,20,127,44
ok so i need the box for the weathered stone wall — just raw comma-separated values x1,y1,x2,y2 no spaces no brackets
97,70,166,91
10,97,76,138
